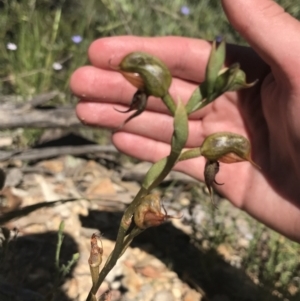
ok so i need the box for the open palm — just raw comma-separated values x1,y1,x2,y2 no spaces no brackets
70,0,300,241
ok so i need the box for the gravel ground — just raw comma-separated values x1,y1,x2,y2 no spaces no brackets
0,153,295,301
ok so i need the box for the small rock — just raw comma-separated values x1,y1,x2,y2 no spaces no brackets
152,290,174,301
0,136,13,147
180,197,190,206
135,264,162,278
86,178,116,197
238,238,250,248
122,265,142,293
183,289,203,301
97,281,110,297
38,159,64,173
110,280,121,290
171,280,183,299
62,278,79,300
5,168,23,187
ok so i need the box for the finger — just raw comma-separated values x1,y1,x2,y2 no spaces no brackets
77,101,205,147
88,36,212,83
70,65,202,117
88,36,267,83
112,131,206,181
222,0,300,84
76,94,245,148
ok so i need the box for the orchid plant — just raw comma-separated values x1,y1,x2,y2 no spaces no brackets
86,39,259,301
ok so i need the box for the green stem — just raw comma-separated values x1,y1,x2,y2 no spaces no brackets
89,266,99,291
162,92,176,115
55,221,65,270
41,1,64,90
178,148,202,162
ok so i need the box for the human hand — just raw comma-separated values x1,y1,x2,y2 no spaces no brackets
70,0,300,241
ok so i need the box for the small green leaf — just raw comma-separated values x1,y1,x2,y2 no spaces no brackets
214,63,240,94
185,86,204,114
142,157,168,191
214,64,257,96
227,69,258,91
58,220,65,233
205,40,226,97
171,99,188,154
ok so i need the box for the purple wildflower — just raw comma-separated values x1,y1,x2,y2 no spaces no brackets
180,5,190,16
71,35,83,44
216,35,223,43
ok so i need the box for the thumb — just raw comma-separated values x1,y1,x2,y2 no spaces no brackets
222,0,300,82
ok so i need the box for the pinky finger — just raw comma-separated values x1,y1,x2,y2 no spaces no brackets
112,131,205,182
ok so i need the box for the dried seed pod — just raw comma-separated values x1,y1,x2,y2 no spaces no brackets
134,194,178,230
119,52,172,98
88,233,103,288
88,233,103,268
200,132,260,168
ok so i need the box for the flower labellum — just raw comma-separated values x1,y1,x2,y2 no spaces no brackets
204,160,223,205
114,90,148,130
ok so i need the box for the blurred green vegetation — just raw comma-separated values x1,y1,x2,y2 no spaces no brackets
1,0,300,97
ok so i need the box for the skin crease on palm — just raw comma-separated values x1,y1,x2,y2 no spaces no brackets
70,0,300,242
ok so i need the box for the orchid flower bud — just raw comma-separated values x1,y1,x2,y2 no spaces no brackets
134,194,178,230
214,64,257,95
205,39,226,97
200,132,260,168
119,52,172,98
113,52,173,129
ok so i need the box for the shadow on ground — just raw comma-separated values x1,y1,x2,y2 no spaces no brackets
80,209,285,301
0,231,78,301
2,208,299,301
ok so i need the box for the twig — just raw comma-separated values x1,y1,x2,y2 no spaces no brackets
0,144,117,161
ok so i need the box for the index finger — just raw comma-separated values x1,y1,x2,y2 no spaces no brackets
88,36,212,83
88,36,266,83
